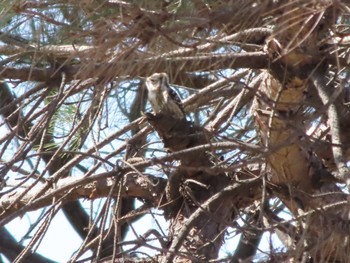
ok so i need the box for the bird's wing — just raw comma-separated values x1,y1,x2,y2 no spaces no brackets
167,86,185,113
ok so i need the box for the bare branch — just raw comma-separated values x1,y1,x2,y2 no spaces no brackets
0,171,166,225
0,52,268,81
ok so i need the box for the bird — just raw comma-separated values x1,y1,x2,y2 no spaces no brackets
145,73,185,120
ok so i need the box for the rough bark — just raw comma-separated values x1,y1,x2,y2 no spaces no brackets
250,2,350,261
145,113,260,262
1,1,350,262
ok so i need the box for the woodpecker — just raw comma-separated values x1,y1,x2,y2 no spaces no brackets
145,73,185,120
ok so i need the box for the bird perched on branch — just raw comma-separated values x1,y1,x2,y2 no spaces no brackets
145,73,185,120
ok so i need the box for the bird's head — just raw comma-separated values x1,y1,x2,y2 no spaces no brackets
145,72,169,92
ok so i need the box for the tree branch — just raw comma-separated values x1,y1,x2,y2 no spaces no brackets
0,171,166,226
0,226,56,263
161,177,261,263
311,68,350,187
0,52,268,82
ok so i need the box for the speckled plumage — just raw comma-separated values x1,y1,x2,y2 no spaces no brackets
145,73,185,120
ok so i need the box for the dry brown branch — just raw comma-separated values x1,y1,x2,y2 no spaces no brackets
0,51,269,82
0,171,166,225
1,0,350,262
162,177,261,263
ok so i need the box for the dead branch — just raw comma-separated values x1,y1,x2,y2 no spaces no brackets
0,171,166,225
